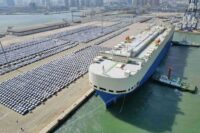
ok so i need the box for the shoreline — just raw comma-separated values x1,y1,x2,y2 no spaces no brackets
40,89,94,133
0,12,171,133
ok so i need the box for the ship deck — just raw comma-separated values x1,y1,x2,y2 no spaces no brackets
90,26,172,79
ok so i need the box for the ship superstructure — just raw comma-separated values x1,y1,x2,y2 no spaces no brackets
89,25,174,106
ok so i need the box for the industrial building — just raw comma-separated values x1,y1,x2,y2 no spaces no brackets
7,21,69,36
6,0,15,6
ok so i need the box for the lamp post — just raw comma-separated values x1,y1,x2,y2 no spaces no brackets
101,13,104,33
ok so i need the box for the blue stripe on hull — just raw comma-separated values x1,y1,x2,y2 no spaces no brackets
140,38,172,85
96,37,173,107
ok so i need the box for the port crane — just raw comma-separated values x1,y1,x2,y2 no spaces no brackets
181,0,200,31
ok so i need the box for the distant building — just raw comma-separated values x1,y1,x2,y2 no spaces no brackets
95,0,104,7
55,0,65,6
15,0,26,7
0,0,7,6
84,0,91,7
80,0,86,7
41,0,46,6
64,0,69,9
7,0,15,6
67,0,103,8
132,0,138,8
131,0,160,8
127,0,133,5
46,0,51,8
148,0,160,6
70,0,76,7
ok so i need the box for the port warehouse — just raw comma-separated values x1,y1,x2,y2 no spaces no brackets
7,21,70,36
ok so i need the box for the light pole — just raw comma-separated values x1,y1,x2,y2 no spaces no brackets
71,11,74,22
101,13,104,33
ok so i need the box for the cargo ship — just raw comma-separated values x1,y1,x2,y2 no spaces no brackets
89,25,174,107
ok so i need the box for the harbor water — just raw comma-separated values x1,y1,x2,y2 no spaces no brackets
54,32,200,133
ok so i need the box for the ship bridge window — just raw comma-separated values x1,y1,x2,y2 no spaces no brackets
109,90,114,93
94,85,97,88
131,61,140,65
102,56,108,59
100,87,106,91
116,90,126,93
